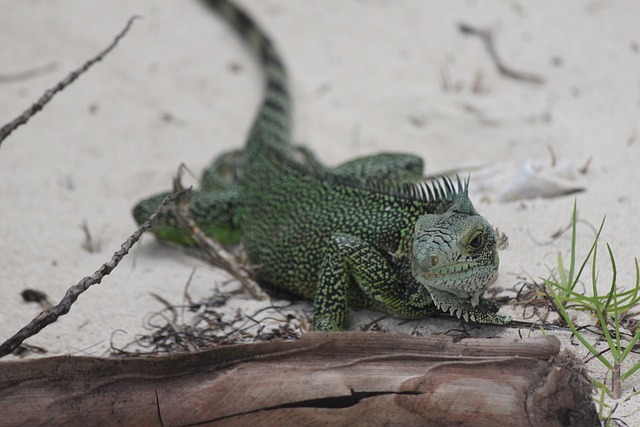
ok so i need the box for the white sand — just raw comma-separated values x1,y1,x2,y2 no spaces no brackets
1,0,639,421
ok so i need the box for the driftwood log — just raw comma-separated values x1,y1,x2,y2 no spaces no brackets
0,332,597,426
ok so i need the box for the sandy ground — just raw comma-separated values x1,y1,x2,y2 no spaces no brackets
1,0,640,422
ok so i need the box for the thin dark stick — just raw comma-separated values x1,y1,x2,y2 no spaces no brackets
0,62,58,83
0,16,140,148
171,171,267,301
0,189,189,359
459,23,544,84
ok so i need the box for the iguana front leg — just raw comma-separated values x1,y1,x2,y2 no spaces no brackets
313,233,435,331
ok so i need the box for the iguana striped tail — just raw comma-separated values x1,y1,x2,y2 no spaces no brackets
204,0,292,153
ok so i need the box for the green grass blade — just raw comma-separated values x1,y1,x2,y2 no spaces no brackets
608,286,640,306
633,257,640,305
591,243,620,360
604,244,617,312
567,200,577,289
621,359,640,382
557,252,568,290
544,280,613,370
591,240,601,312
620,319,640,365
606,244,622,356
573,217,606,291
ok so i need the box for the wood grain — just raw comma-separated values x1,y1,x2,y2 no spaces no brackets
0,332,598,426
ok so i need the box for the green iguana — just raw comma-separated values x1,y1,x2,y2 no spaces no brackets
133,0,511,331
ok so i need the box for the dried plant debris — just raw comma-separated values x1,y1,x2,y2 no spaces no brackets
513,278,556,323
494,228,509,250
81,221,103,253
9,343,48,358
0,62,58,83
172,172,268,301
21,288,53,311
0,16,139,147
458,23,545,84
111,287,306,356
0,189,187,359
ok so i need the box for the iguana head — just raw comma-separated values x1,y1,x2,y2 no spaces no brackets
411,192,506,323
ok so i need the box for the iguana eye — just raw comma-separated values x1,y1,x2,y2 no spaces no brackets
468,231,484,250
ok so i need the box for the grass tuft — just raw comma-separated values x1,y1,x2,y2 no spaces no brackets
543,201,640,407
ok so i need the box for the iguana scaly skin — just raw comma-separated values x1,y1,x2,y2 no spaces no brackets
134,0,511,331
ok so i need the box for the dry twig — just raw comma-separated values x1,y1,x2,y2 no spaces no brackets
459,22,545,84
172,170,267,301
0,16,139,148
0,62,57,83
0,189,188,359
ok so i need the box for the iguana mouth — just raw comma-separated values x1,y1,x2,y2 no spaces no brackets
417,270,499,320
415,263,498,293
